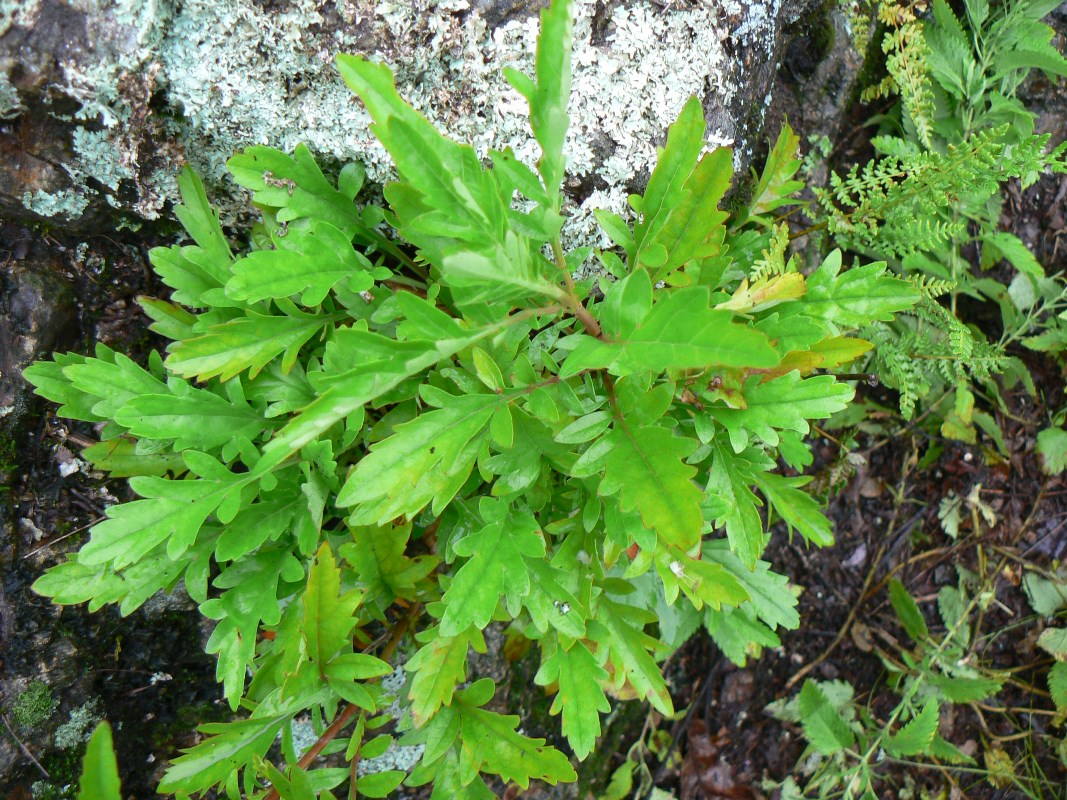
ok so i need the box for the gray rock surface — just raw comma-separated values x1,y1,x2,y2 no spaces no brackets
769,0,871,183
1,0,813,245
0,248,76,437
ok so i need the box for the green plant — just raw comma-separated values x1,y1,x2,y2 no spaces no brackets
818,0,1067,442
772,539,1067,799
77,723,122,800
24,1,918,796
769,572,1010,798
1024,562,1067,776
599,706,686,800
10,680,59,730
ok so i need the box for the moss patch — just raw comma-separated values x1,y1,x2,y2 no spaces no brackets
10,680,59,730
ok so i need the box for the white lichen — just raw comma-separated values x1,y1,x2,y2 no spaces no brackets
0,0,41,36
731,0,782,46
154,0,741,249
54,3,747,220
21,0,787,254
56,0,167,126
288,717,320,758
380,662,407,697
356,739,425,777
0,70,22,118
69,128,134,193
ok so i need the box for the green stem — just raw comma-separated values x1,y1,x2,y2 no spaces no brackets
368,230,428,281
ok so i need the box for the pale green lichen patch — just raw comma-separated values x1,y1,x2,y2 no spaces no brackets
351,662,424,776
69,128,133,194
53,697,102,749
288,717,320,758
357,739,425,776
56,0,168,127
156,0,739,247
16,0,776,247
0,71,22,118
0,0,41,36
65,126,179,216
22,188,92,220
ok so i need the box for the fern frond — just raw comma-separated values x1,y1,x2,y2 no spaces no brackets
749,224,791,282
818,128,1059,257
908,274,956,299
867,323,929,418
886,22,937,148
914,297,974,358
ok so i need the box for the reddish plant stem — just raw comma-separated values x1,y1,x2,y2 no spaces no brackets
551,239,603,340
347,746,361,800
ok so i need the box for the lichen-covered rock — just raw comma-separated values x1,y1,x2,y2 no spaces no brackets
0,0,183,221
1,0,815,245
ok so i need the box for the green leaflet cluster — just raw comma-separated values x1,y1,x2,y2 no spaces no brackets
25,1,917,796
768,573,1014,799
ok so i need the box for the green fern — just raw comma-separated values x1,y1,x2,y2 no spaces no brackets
817,127,1059,258
863,0,937,147
819,0,1067,441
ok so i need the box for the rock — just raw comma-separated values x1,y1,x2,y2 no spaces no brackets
0,0,183,223
0,241,76,437
0,623,83,782
768,0,872,183
2,0,823,246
